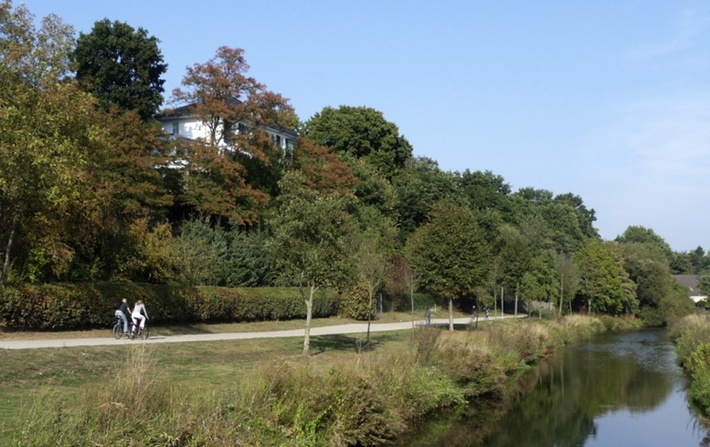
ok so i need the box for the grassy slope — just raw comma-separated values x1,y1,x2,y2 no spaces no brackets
0,313,440,444
0,312,614,445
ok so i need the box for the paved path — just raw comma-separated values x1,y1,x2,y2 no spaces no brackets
0,316,514,350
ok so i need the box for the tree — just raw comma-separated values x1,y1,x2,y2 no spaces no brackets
554,253,579,316
494,224,531,316
456,169,514,215
65,109,174,282
574,240,637,315
615,226,672,262
169,46,296,222
0,2,118,284
220,226,275,287
73,19,167,120
290,137,359,196
392,157,458,241
0,0,75,87
618,241,693,325
385,254,419,316
405,200,489,330
266,173,355,355
355,229,389,345
302,105,413,178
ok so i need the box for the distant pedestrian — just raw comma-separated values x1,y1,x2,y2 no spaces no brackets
424,308,432,326
484,305,490,319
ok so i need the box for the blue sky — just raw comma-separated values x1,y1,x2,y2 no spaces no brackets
22,0,710,252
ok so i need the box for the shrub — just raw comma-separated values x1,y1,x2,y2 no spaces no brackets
337,282,373,320
432,336,507,396
0,283,338,330
689,370,710,417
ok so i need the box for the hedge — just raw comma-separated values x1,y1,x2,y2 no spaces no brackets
0,283,338,331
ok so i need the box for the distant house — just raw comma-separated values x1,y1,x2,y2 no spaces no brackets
673,275,708,303
156,102,297,155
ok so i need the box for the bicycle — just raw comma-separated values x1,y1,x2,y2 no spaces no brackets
113,316,150,340
113,315,129,339
128,319,150,340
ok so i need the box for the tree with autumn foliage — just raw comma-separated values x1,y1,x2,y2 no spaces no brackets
290,137,359,196
0,2,102,284
168,46,297,222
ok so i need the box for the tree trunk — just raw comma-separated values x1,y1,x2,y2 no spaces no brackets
1,211,19,287
514,282,519,317
366,289,373,346
410,287,415,317
303,286,315,356
559,277,564,317
501,286,504,317
448,297,454,331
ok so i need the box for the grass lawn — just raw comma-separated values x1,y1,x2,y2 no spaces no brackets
0,311,478,444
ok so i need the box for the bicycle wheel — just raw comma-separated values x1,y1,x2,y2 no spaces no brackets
140,326,150,340
113,322,122,339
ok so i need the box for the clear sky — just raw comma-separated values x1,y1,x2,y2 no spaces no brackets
21,0,710,252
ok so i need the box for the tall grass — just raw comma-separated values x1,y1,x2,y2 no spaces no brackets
15,315,611,446
669,314,710,419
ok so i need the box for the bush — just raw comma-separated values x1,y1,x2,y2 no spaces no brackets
689,370,710,417
337,283,373,320
0,283,338,331
670,315,710,418
432,337,507,396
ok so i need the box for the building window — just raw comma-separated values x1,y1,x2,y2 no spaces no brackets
172,122,179,136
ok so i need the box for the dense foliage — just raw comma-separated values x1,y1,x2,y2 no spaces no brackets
670,315,710,418
0,283,337,330
73,18,167,120
0,0,704,329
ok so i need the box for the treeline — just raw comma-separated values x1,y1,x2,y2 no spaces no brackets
0,1,705,328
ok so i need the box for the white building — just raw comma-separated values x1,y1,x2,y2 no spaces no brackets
156,103,298,154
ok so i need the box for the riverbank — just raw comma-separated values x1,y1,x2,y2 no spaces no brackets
669,314,710,422
4,315,638,446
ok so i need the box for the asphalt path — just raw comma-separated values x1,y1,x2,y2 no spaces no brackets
0,316,515,350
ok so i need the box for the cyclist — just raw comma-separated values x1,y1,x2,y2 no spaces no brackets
131,299,149,333
114,298,131,334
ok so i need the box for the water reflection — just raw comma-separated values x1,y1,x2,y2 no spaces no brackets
396,329,709,447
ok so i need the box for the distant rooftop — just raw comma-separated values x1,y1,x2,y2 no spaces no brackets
672,275,707,303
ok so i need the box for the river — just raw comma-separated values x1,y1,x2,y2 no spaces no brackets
396,329,710,446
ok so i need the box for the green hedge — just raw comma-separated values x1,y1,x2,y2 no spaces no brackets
0,283,337,331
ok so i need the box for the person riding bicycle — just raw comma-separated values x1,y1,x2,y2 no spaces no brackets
131,299,149,333
114,298,131,334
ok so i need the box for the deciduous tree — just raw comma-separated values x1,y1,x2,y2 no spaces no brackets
405,200,489,330
290,137,359,196
73,19,167,120
266,173,355,355
169,46,297,222
302,105,413,179
574,240,637,315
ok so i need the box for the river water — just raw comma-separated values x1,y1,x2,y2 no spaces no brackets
397,329,710,446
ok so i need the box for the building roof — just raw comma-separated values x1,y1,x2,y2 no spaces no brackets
673,275,707,301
